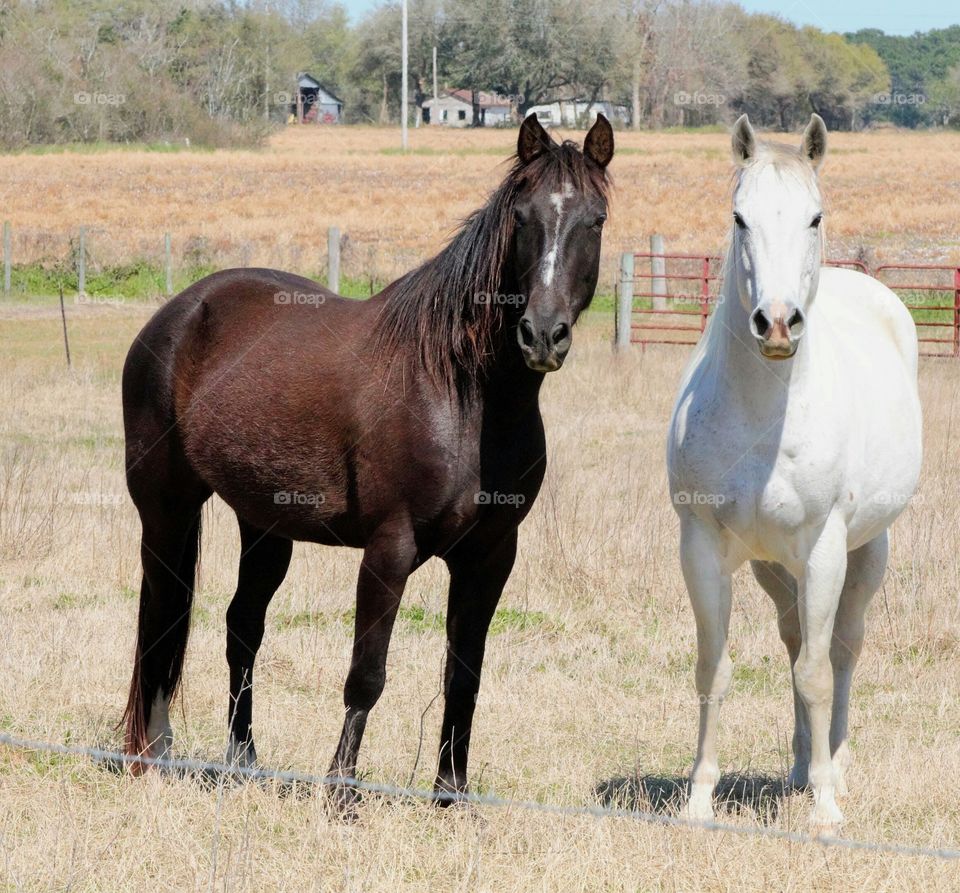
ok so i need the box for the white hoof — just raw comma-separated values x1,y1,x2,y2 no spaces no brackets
680,783,716,824
809,791,844,837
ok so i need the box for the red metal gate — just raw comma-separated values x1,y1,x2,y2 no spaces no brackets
620,251,959,357
874,264,960,357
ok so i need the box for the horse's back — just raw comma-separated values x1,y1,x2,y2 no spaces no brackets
814,267,921,545
816,267,918,379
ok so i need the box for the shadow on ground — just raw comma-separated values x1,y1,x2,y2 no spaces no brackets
595,772,796,826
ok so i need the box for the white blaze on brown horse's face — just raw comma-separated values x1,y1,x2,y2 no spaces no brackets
512,113,613,372
730,113,827,360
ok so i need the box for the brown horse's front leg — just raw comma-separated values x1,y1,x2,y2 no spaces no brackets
327,524,416,816
435,531,518,804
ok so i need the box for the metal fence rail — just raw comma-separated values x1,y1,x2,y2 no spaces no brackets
2,730,959,862
617,248,960,357
875,263,960,357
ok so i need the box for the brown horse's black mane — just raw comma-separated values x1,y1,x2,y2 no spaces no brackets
373,140,610,394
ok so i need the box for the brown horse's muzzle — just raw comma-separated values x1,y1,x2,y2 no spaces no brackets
517,316,571,372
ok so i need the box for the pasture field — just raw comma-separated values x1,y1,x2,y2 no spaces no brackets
1,126,960,299
2,298,960,891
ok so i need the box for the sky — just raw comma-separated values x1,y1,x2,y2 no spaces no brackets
340,0,958,35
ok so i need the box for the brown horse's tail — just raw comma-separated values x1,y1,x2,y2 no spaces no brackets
121,510,203,770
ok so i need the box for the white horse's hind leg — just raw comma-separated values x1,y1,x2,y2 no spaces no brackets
750,561,810,788
794,513,848,833
830,532,887,797
678,517,733,822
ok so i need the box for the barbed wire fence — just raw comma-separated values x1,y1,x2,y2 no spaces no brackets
2,730,958,862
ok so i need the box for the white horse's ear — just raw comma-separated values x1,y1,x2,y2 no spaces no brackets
731,114,755,165
801,114,827,169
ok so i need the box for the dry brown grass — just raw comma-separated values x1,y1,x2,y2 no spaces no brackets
1,301,960,891
1,125,959,290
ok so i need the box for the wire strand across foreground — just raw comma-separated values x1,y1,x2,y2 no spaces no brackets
2,730,958,862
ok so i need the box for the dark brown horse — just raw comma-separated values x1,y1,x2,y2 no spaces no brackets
121,114,613,805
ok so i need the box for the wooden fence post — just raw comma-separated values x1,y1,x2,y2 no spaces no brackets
327,226,340,294
3,221,10,295
650,233,666,311
164,233,173,297
77,226,86,296
615,251,634,351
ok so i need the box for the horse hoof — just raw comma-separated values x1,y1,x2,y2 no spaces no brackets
326,784,362,822
679,800,715,824
225,737,257,769
809,801,844,837
433,786,468,809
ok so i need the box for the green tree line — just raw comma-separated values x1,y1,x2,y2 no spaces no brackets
0,0,958,148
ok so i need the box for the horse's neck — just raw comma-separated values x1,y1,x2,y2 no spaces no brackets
483,344,545,411
710,274,814,417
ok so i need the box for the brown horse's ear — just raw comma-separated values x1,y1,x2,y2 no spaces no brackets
584,114,614,168
517,113,553,164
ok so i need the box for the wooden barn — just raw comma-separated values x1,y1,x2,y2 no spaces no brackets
293,73,343,124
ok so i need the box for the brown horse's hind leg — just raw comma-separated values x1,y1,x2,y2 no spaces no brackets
327,525,417,813
124,501,206,768
225,519,293,767
435,531,517,802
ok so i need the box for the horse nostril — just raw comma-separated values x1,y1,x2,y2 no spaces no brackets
787,308,805,335
518,317,535,348
551,322,570,346
750,308,771,339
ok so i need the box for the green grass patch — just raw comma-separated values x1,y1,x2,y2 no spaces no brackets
397,604,445,633
53,592,81,610
3,260,387,301
379,146,511,157
489,607,552,634
271,604,555,636
6,141,216,156
273,608,355,631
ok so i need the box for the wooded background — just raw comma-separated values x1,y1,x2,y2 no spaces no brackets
1,1,960,148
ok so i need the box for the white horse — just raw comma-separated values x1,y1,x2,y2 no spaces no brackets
667,114,922,833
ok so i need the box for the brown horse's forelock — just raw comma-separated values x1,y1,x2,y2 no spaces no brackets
374,140,610,396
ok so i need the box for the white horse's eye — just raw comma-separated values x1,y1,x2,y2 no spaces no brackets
733,212,747,230
810,213,823,229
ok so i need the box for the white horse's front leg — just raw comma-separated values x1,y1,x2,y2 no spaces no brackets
678,516,733,823
795,513,848,834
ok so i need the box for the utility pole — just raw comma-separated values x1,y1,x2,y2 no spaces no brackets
432,45,438,121
264,44,270,122
401,0,409,150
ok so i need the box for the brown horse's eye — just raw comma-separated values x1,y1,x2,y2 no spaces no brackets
514,209,527,229
592,213,607,230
